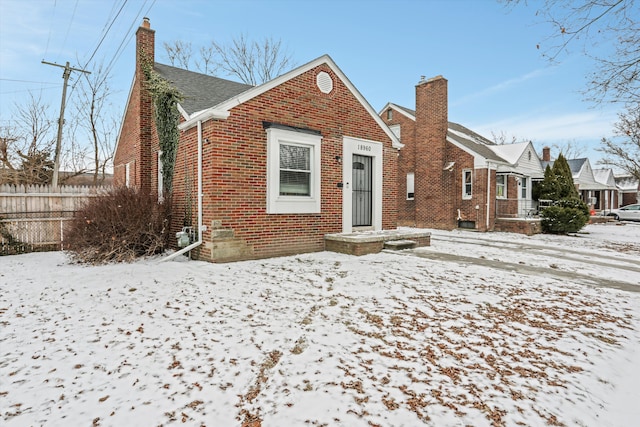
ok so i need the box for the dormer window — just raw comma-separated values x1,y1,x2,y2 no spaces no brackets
386,109,393,121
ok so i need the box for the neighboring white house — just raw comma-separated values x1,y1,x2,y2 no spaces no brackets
593,168,619,212
489,141,545,217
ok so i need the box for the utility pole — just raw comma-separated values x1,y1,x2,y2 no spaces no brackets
42,60,90,189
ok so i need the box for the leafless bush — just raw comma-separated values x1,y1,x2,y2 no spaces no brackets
65,187,171,264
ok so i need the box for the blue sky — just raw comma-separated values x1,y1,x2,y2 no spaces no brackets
0,0,621,166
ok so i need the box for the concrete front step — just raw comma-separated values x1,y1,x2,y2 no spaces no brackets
325,228,430,256
383,240,417,250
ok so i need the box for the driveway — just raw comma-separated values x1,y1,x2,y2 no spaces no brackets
399,228,640,293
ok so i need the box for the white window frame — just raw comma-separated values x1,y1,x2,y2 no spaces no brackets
125,162,131,188
266,127,322,214
157,151,164,202
496,174,506,199
406,172,415,200
390,124,401,140
521,176,528,199
462,169,472,199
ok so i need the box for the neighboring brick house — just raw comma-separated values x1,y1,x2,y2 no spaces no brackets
114,18,402,262
615,174,640,206
380,75,543,232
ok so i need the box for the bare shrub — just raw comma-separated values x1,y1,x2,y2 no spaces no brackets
65,187,171,264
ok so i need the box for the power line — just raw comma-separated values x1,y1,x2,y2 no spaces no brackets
56,0,80,63
43,0,56,60
104,0,156,79
0,78,59,84
0,87,61,96
81,0,129,70
41,60,91,189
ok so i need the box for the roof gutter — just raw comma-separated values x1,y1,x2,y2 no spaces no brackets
161,119,205,262
178,108,229,131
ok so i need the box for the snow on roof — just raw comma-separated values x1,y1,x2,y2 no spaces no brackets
593,168,617,188
616,174,640,192
488,141,530,165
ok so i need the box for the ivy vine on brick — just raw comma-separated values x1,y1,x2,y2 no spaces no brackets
141,59,183,195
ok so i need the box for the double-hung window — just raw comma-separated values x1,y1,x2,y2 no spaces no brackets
279,144,311,196
266,126,322,214
496,174,506,199
125,162,131,188
462,169,472,199
157,151,164,201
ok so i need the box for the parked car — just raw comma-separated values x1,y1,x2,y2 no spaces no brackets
606,203,640,221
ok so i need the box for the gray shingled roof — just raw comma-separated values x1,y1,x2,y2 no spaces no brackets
567,158,587,175
388,103,506,163
153,62,254,115
393,104,416,117
447,122,506,163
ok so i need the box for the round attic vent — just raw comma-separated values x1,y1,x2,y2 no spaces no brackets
316,71,333,94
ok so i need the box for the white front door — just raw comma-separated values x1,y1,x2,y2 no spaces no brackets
342,137,383,233
518,177,529,217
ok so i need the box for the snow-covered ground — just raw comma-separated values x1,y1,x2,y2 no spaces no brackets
1,222,639,427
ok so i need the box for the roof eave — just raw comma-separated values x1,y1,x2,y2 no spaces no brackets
212,54,403,149
178,108,230,131
446,135,508,165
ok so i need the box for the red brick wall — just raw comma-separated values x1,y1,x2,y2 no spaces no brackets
382,107,416,226
116,20,397,262
383,76,499,232
114,20,156,192
621,191,637,206
172,64,397,261
465,167,496,231
414,76,455,229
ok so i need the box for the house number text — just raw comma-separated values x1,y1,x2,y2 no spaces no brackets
357,144,371,152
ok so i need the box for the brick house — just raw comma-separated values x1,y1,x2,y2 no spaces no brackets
615,174,640,207
380,75,544,233
114,18,402,262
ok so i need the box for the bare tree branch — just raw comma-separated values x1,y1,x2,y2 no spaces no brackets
163,40,193,70
163,34,296,85
598,103,640,179
73,61,117,184
503,0,639,105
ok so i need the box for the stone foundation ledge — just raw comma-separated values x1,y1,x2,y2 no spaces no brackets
324,228,431,256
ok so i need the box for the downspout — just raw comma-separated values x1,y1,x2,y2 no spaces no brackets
161,120,204,261
486,161,491,230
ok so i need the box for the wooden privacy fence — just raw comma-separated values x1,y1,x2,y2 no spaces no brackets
0,184,111,255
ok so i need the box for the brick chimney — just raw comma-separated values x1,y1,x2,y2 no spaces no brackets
414,75,455,229
542,146,551,162
135,17,155,193
137,17,155,69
